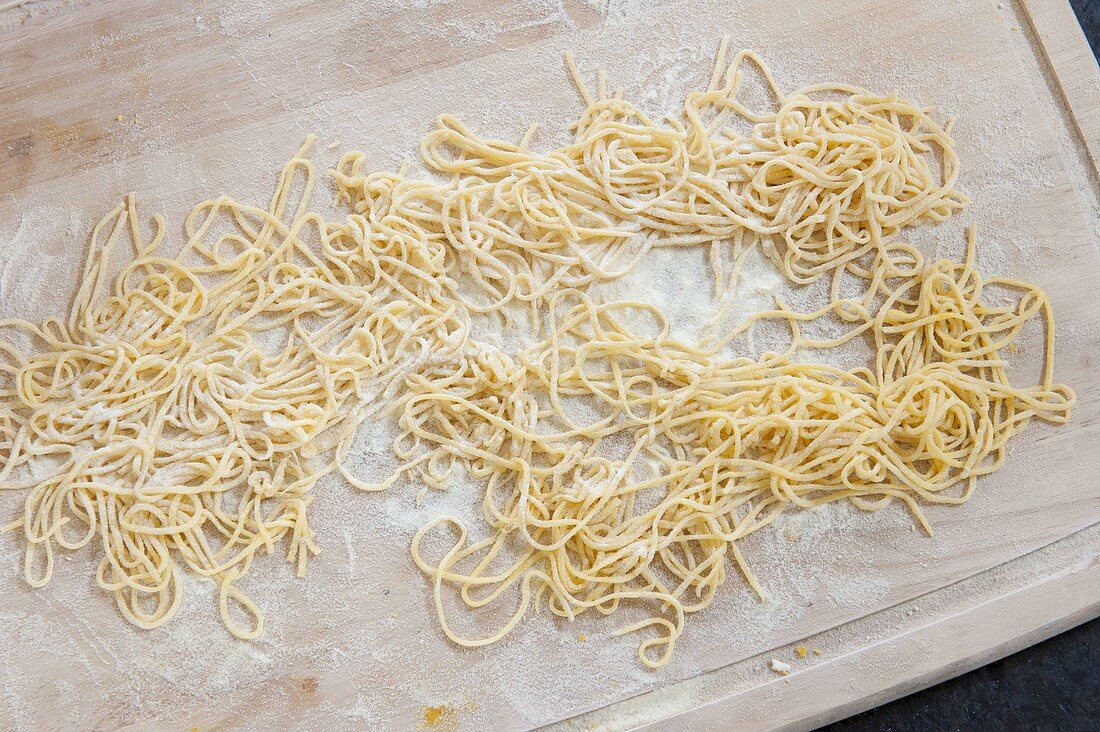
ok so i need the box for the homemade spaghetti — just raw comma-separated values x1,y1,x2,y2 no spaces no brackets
0,40,1073,667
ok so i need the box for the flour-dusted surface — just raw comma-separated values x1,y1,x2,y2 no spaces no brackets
1,0,1098,730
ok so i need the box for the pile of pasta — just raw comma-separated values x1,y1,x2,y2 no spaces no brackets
0,40,1073,666
0,145,464,635
403,234,1072,666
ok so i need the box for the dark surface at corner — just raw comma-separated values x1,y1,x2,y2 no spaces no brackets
823,3,1098,729
821,619,1098,731
1071,0,1099,59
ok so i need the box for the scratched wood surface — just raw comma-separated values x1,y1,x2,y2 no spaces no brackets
0,1,1097,730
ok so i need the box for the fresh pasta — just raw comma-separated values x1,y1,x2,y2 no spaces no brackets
0,142,464,635
404,232,1071,666
0,40,1073,667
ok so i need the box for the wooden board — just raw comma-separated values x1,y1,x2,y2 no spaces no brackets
0,1,1097,730
1021,0,1100,171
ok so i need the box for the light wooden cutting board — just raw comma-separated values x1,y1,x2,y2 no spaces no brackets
0,1,1097,730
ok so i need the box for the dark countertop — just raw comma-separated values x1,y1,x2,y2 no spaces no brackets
824,619,1098,731
823,3,1099,730
1074,0,1100,58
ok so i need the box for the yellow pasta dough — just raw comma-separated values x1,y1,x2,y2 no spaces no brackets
0,40,1073,667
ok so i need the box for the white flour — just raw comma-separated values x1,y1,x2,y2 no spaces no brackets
0,0,1098,729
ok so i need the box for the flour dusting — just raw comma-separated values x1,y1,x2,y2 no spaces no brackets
1,0,1098,730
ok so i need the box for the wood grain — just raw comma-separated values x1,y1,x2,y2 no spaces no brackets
642,549,1100,732
0,0,602,197
0,1,1097,730
1021,0,1100,173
